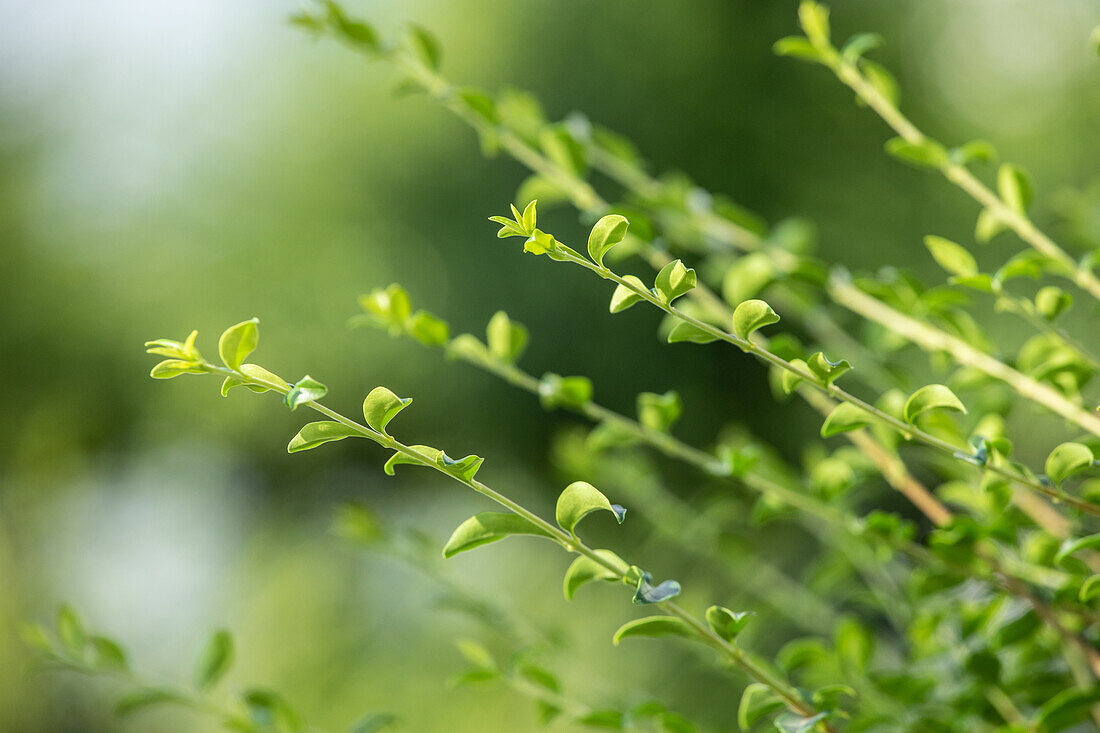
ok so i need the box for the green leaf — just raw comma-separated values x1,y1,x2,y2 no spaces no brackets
440,452,484,482
556,481,625,534
1092,24,1100,56
446,334,491,364
951,140,997,166
820,403,871,437
520,199,537,233
349,713,401,733
797,0,830,44
442,512,554,558
776,712,829,733
1046,442,1095,484
923,235,977,277
539,373,593,410
903,384,966,423
782,359,808,394
1079,574,1100,603
612,616,694,645
89,635,128,669
563,550,624,600
243,688,302,733
284,375,327,410
773,36,823,62
807,352,851,385
57,604,85,653
360,284,412,327
1036,687,1100,733
240,364,289,391
150,359,207,379
841,33,883,62
408,310,450,346
577,710,625,728
705,606,751,642
195,630,233,691
722,252,774,306
587,214,630,266
633,576,682,604
362,386,412,434
975,208,1008,243
637,391,682,432
860,60,899,106
653,260,696,304
732,299,780,340
486,311,528,363
997,163,1033,214
218,318,259,371
738,683,785,731
884,137,948,169
145,331,199,361
610,275,648,313
115,688,189,717
1034,286,1072,320
667,321,718,344
405,24,441,70
287,422,360,453
383,445,442,475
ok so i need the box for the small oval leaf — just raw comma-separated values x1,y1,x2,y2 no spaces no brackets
587,214,629,267
705,606,751,642
653,260,696,304
195,630,234,691
610,275,648,313
218,318,259,371
287,422,360,453
486,311,529,364
820,403,871,437
284,375,327,410
903,384,966,423
732,299,780,340
556,481,625,534
442,512,554,558
924,235,977,278
612,616,694,646
667,321,718,344
362,386,412,434
1045,442,1094,485
563,550,624,600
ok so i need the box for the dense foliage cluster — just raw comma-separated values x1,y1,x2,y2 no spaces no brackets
27,2,1100,732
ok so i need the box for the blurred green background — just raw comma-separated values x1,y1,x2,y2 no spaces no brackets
1,0,1098,730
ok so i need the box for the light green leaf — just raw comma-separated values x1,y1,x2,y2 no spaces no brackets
240,364,289,391
924,235,977,277
405,24,441,70
997,163,1033,214
884,137,948,169
408,310,450,346
556,481,625,534
442,512,554,558
782,359,808,394
349,713,401,733
732,299,780,340
738,683,785,731
284,375,327,410
612,616,694,646
951,140,997,166
115,688,189,717
195,630,233,691
89,636,128,669
1034,286,1072,321
653,260,696,304
821,403,871,437
1080,574,1100,603
539,373,593,410
359,284,412,327
446,334,491,364
903,384,966,423
722,252,774,306
705,606,751,642
362,386,412,434
807,352,851,385
1092,25,1100,56
383,445,442,475
797,0,830,44
773,36,822,62
1046,442,1095,485
587,214,629,266
57,604,85,653
637,391,682,432
440,452,484,482
218,318,259,371
610,275,648,313
486,311,528,364
287,422,360,453
667,321,718,344
563,550,624,600
144,331,199,361
975,208,1008,243
150,359,207,379
841,33,883,62
860,60,899,106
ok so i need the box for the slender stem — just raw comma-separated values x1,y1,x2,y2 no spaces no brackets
203,362,838,730
552,246,1100,516
827,53,1100,304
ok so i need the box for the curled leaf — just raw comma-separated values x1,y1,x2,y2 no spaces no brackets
1046,442,1095,485
362,386,412,434
288,422,360,453
612,616,694,645
218,318,259,371
610,275,648,313
732,299,780,340
587,214,629,266
653,260,696,304
556,481,625,534
903,384,966,423
563,550,624,600
705,605,751,642
820,403,871,437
